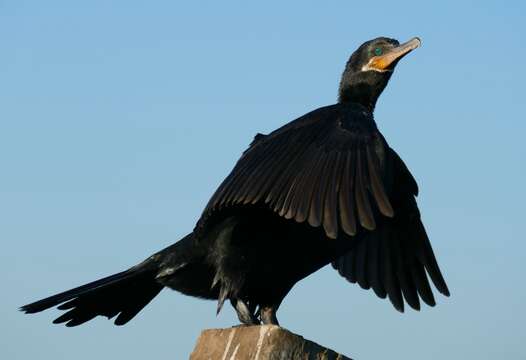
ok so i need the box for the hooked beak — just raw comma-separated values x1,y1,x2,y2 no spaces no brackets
366,37,421,72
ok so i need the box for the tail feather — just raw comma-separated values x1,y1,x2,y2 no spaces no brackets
21,270,137,314
20,267,164,327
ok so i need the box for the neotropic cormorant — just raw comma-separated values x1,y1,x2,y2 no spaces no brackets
21,36,449,327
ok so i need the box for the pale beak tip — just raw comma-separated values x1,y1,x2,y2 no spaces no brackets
411,37,422,48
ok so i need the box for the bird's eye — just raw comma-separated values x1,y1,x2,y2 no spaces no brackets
374,47,383,56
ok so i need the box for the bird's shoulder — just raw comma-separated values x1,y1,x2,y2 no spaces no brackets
247,103,380,154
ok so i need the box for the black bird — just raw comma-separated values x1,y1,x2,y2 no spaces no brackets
21,36,449,327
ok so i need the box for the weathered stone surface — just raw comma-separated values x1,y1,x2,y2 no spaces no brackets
190,325,352,360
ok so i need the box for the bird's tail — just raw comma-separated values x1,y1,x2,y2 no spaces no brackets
20,233,213,327
20,261,164,327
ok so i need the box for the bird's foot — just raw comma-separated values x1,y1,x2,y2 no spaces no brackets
231,299,259,325
260,306,279,326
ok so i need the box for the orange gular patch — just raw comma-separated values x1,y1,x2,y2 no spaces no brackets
368,56,392,71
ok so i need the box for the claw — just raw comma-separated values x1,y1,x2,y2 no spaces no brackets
216,286,228,315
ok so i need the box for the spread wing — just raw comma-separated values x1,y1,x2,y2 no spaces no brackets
198,104,394,239
332,149,450,311
197,103,449,310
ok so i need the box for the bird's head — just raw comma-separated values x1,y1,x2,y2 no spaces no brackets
338,37,421,110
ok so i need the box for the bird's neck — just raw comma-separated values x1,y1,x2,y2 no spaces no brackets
338,72,390,111
338,84,379,111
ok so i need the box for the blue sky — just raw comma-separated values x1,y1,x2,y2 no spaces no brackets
2,1,525,359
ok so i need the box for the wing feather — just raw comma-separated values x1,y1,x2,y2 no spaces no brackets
267,134,316,211
339,151,357,235
286,146,320,220
307,151,332,228
382,228,404,312
290,148,324,222
367,231,386,298
393,231,420,310
241,134,293,204
366,145,394,217
323,151,343,238
346,247,358,283
354,147,375,230
355,238,369,289
217,153,263,207
414,221,450,296
410,258,436,306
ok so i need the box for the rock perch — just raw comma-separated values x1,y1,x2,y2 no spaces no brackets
190,325,352,360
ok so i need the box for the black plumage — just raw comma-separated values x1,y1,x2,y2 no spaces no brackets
21,36,449,327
